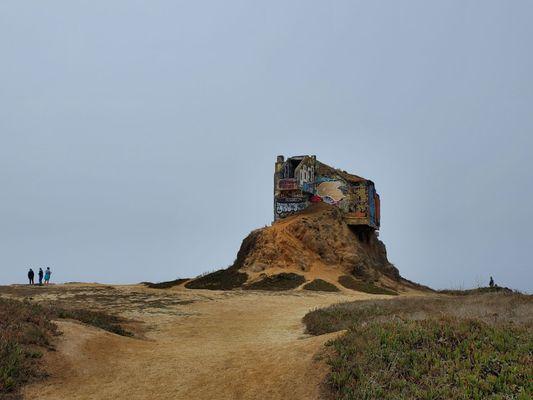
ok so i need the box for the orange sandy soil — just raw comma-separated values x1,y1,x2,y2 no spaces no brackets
5,283,419,400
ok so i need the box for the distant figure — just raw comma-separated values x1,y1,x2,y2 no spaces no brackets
489,276,495,288
44,267,52,285
28,268,35,285
38,268,44,285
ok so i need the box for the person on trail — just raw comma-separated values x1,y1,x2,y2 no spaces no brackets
44,267,52,285
489,276,495,288
28,268,34,285
38,268,44,285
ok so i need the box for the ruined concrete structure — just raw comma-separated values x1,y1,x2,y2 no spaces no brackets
274,155,380,229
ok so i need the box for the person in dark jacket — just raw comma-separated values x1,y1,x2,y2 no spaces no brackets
28,268,34,285
38,268,44,285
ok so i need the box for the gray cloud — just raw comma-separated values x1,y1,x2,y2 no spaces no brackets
1,1,532,292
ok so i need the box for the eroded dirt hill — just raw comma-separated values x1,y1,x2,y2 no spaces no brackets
186,203,422,293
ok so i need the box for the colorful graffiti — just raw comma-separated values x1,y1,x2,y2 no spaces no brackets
278,178,298,190
315,176,336,183
316,180,346,204
274,156,380,229
276,201,308,214
353,184,368,217
301,182,315,193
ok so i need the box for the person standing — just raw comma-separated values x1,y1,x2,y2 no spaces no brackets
44,267,52,285
28,268,35,285
38,268,44,285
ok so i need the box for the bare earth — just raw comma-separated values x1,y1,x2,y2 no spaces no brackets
0,283,408,400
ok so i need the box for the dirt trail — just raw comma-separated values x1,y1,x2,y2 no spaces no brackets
20,285,384,400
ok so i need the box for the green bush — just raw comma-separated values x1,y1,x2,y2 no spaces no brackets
185,269,248,290
244,273,306,291
327,318,532,400
303,279,340,292
0,298,57,399
304,293,533,399
55,308,132,337
338,275,398,295
143,278,189,289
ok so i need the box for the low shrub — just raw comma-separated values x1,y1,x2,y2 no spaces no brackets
54,308,132,337
338,275,398,295
302,279,340,292
438,286,515,295
143,278,189,289
327,318,532,400
0,298,57,399
304,292,533,399
244,273,306,291
185,269,248,290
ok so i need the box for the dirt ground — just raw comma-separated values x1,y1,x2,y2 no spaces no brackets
0,283,402,400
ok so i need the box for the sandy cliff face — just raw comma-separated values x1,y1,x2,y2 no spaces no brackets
231,203,400,282
186,203,422,292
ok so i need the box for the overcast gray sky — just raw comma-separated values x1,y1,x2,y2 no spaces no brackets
1,1,532,292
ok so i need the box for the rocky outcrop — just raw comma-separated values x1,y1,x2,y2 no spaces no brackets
187,203,420,292
233,203,400,281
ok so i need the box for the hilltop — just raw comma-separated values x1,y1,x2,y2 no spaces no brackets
185,203,422,294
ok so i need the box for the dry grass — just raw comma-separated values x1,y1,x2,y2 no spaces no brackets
304,292,533,399
437,286,516,296
304,292,532,335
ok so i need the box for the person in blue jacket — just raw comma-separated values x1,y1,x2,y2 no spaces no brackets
44,267,52,285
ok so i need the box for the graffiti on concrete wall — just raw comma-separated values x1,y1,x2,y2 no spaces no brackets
274,156,380,228
316,180,347,205
301,182,314,193
353,184,369,217
276,201,308,214
315,176,336,184
278,178,298,190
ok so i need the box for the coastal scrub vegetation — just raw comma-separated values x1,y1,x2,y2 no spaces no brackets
304,292,533,399
0,297,133,399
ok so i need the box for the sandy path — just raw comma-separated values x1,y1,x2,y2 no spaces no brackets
23,287,379,400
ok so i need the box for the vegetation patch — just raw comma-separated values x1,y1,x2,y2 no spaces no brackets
0,298,58,400
438,286,515,296
53,308,133,337
327,318,532,400
302,279,339,292
185,269,248,290
338,275,398,295
304,293,533,399
143,278,189,289
244,273,306,291
0,296,135,399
